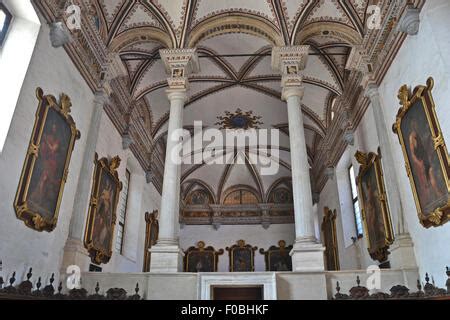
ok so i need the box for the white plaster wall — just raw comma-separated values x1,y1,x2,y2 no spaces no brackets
78,112,162,273
0,14,162,281
0,19,95,283
324,0,450,286
179,224,295,272
375,0,450,287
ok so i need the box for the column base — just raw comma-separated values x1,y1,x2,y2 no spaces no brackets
61,238,90,272
149,244,184,272
389,233,417,269
290,239,325,272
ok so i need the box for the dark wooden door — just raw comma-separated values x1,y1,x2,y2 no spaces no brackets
212,286,263,300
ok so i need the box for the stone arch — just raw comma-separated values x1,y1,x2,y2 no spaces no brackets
294,22,362,45
109,27,173,52
187,13,284,48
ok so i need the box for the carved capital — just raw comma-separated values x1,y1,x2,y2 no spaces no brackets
271,46,310,74
122,133,133,150
396,5,420,36
365,83,380,102
159,48,200,90
145,170,154,184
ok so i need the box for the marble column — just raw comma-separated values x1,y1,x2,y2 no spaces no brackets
150,49,199,272
366,84,417,269
61,90,107,271
272,46,325,272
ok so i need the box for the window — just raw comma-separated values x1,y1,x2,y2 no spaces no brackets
348,165,363,237
330,97,336,121
0,3,12,47
115,169,131,254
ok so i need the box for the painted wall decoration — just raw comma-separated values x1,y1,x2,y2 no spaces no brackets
84,154,122,265
184,241,224,272
14,88,80,232
215,108,263,130
393,78,450,228
322,208,340,271
226,240,257,272
355,151,394,263
259,240,293,271
143,210,159,272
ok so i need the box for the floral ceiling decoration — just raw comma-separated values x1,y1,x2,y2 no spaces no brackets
215,109,263,130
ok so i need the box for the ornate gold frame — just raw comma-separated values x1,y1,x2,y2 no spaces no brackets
14,88,80,232
143,210,159,272
259,240,293,271
321,208,340,271
226,240,257,272
83,153,122,265
355,151,394,262
183,241,224,272
393,77,450,228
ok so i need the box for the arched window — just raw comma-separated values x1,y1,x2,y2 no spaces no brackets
0,3,12,47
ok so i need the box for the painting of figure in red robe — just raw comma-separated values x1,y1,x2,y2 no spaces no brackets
28,108,72,219
401,100,448,216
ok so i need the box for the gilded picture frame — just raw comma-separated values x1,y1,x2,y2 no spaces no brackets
183,241,224,272
14,88,80,232
143,210,159,272
226,240,257,272
84,153,122,265
321,208,340,271
259,240,293,271
355,151,394,263
393,78,450,228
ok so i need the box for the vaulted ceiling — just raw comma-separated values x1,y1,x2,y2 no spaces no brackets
36,0,423,197
88,0,369,197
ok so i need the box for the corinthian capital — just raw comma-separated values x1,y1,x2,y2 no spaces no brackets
159,48,200,91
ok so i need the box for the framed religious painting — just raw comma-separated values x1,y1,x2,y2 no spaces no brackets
355,151,394,263
321,208,340,271
143,210,159,272
259,240,293,271
14,88,80,232
184,241,224,272
84,153,122,265
226,240,257,272
393,78,450,228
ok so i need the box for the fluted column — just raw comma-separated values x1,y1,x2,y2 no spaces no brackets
272,46,325,272
150,48,199,272
366,84,417,269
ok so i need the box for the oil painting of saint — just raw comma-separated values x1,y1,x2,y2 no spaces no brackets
360,166,386,250
400,100,448,215
27,107,72,219
92,171,117,253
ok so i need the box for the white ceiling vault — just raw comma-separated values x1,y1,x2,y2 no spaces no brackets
36,0,425,197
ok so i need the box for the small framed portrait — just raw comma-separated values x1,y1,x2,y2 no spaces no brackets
226,240,257,272
259,240,293,271
393,78,450,228
84,154,122,265
184,241,224,272
14,88,80,232
355,151,394,263
172,68,184,78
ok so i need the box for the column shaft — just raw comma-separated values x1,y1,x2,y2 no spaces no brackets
157,91,185,244
286,91,316,241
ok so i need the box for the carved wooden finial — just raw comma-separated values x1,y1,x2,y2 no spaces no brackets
354,150,368,165
397,84,410,107
110,156,121,171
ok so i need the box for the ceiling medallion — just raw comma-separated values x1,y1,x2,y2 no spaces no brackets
215,108,263,130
